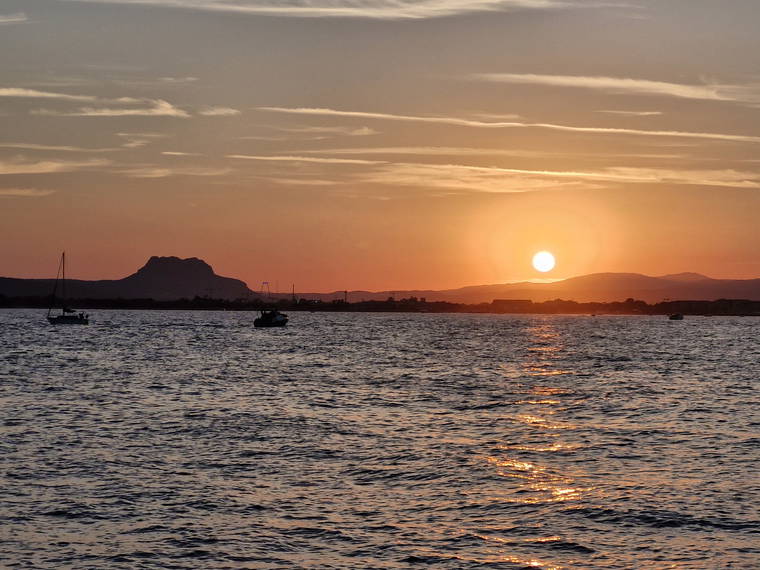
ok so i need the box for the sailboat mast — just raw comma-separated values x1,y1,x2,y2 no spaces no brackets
62,251,66,307
47,252,64,318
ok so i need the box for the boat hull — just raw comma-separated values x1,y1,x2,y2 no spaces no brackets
48,316,89,325
254,318,287,328
254,309,288,327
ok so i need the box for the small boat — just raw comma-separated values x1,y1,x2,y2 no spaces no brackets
254,309,288,328
668,313,684,320
46,252,89,325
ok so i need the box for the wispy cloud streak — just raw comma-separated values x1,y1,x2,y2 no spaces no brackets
0,142,119,153
116,132,167,149
296,146,685,160
0,158,111,175
359,163,760,192
258,106,760,143
35,99,190,117
598,110,662,116
0,13,28,25
0,88,97,102
268,177,340,186
1,88,230,118
472,73,760,104
359,163,584,193
119,165,231,178
65,1,572,20
276,125,379,136
228,154,384,165
0,188,55,197
199,107,241,116
297,146,553,157
230,153,760,192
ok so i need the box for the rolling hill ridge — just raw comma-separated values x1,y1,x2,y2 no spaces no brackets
1,257,759,303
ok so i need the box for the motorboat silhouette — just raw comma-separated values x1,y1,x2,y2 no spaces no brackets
254,309,288,327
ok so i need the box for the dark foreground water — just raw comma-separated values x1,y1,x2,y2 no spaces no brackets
1,310,758,569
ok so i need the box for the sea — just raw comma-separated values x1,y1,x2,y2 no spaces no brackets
1,309,758,569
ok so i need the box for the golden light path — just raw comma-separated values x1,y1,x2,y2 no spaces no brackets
532,251,556,273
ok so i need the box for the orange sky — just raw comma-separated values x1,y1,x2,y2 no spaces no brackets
1,0,759,291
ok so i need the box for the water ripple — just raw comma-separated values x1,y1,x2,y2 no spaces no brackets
1,310,758,568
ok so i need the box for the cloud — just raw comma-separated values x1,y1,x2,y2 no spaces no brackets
357,162,760,193
228,154,384,165
238,125,379,143
64,1,578,20
258,105,521,128
161,151,202,156
588,166,760,188
471,73,760,104
238,135,292,142
360,163,584,193
470,112,522,120
121,139,151,148
0,188,56,197
258,106,760,143
229,152,760,192
2,89,194,118
0,142,119,153
119,165,231,178
116,132,167,137
526,123,760,144
116,132,168,148
300,146,691,162
0,88,97,102
1,87,191,118
0,13,28,25
268,177,339,186
35,99,190,118
277,125,379,136
199,106,241,116
296,146,553,157
0,158,111,175
159,76,199,83
597,110,662,116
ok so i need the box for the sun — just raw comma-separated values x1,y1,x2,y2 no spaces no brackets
532,251,556,273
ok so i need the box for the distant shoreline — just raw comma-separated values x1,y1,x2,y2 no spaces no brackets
3,296,759,317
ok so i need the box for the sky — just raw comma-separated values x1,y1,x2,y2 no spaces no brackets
1,0,759,291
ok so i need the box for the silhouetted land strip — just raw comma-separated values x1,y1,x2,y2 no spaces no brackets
4,257,760,304
2,295,759,316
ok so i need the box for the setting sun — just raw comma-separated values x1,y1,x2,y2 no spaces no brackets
532,251,556,273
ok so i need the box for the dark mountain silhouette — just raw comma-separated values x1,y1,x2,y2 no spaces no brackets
115,256,251,300
656,272,711,282
1,257,759,303
0,256,252,300
299,272,760,304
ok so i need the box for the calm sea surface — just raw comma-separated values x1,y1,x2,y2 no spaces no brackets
1,310,758,569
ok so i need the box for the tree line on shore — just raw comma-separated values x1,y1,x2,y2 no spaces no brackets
2,294,759,316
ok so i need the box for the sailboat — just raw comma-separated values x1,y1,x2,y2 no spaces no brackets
47,252,89,325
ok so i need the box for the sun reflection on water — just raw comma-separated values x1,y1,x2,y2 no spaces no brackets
467,321,600,565
498,442,582,452
525,367,574,377
484,450,596,505
487,456,543,473
515,414,577,430
531,386,568,396
453,552,563,569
